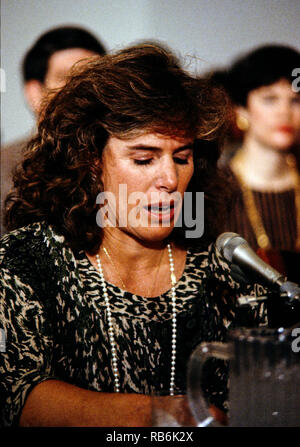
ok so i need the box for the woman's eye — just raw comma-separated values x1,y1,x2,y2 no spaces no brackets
174,157,189,165
262,95,277,103
133,159,153,165
291,96,300,105
133,155,191,166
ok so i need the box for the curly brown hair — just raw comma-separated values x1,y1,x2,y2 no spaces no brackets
5,44,230,253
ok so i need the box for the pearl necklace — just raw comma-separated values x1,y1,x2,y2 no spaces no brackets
95,243,177,395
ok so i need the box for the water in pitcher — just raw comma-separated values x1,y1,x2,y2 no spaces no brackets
228,328,300,427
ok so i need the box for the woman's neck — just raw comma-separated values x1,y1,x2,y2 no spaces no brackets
87,228,187,297
101,228,168,268
235,137,296,191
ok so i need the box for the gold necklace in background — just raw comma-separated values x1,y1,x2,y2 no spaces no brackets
230,151,300,251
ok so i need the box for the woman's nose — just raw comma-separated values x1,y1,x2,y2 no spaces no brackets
278,99,293,118
155,159,178,192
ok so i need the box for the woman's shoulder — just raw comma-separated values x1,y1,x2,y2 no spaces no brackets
187,238,267,299
0,221,69,271
187,240,232,277
0,222,81,301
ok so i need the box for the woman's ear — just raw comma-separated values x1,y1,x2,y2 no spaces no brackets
235,105,249,131
24,80,45,117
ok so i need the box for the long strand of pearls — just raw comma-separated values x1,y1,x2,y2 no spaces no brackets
168,243,177,396
96,254,121,392
95,243,177,395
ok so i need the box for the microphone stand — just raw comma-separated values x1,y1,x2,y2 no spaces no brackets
238,291,300,328
230,262,300,328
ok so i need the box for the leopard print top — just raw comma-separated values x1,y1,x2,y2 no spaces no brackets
0,222,266,426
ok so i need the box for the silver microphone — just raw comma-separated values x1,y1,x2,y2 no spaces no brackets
216,232,300,300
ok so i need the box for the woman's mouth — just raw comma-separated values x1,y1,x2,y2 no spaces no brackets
144,201,176,223
277,125,294,134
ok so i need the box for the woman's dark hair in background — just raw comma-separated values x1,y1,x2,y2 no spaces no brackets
23,25,107,83
211,44,300,106
6,44,230,253
209,44,300,170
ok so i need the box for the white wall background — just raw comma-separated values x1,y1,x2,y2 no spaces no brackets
1,0,300,145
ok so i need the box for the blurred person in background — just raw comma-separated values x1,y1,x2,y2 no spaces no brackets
212,45,300,281
1,25,106,236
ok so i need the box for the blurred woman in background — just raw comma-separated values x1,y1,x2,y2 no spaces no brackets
214,45,300,280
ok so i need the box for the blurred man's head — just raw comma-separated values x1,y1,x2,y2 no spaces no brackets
22,25,106,116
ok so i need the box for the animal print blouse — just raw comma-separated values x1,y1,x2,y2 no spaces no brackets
0,222,266,426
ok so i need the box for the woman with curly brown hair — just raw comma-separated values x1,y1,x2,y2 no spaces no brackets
0,44,265,427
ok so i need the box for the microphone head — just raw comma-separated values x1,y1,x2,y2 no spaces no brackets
216,232,285,287
216,232,247,262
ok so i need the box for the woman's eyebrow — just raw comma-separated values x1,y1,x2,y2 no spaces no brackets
126,143,194,152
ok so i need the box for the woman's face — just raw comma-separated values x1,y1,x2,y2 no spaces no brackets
240,79,300,150
98,132,194,243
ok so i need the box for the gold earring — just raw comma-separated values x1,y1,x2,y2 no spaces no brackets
236,115,249,131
